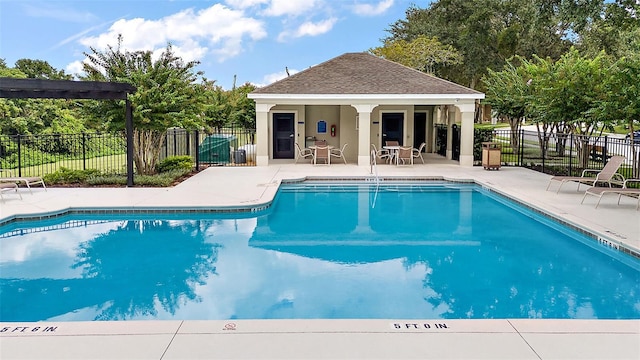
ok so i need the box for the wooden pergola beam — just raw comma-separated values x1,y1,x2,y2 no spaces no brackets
0,77,137,186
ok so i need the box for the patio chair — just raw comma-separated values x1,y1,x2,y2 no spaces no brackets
0,182,22,201
396,146,413,166
545,155,626,193
313,145,330,165
385,140,399,146
412,142,426,164
295,143,314,163
330,143,348,164
0,169,47,194
581,179,640,210
371,144,391,164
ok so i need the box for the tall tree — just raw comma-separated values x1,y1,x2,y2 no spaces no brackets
369,35,462,76
81,35,207,174
14,59,73,80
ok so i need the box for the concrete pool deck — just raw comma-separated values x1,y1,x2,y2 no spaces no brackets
1,160,639,359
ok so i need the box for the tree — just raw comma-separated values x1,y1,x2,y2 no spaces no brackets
14,59,72,80
592,56,640,176
384,0,606,89
482,60,530,150
370,35,462,76
524,49,612,166
81,35,207,174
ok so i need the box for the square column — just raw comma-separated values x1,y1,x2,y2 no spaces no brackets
457,103,475,167
255,103,274,166
352,104,377,166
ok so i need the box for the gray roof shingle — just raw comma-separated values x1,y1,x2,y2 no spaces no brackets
251,52,482,95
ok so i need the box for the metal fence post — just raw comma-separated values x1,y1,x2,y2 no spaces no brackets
568,133,574,175
17,134,22,177
82,133,87,170
194,130,200,171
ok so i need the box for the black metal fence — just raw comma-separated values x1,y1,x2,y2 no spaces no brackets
0,127,256,178
484,129,639,178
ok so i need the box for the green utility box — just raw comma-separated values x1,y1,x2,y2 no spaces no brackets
198,134,236,164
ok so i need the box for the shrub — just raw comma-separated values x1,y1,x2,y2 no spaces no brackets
156,155,193,173
43,167,101,184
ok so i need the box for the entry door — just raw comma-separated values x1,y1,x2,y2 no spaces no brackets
382,113,404,145
413,112,426,149
273,113,295,159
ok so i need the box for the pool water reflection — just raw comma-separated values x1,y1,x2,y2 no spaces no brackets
1,182,638,321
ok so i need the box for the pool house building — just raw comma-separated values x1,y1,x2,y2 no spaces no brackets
248,52,485,167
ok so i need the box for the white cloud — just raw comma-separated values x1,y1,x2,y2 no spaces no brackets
255,68,300,87
77,4,266,67
224,0,269,9
277,17,337,42
65,60,85,77
352,0,394,16
263,0,319,17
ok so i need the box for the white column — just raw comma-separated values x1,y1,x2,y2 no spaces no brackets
352,104,378,166
457,103,475,167
255,103,274,166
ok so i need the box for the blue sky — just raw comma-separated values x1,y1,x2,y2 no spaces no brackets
0,0,425,89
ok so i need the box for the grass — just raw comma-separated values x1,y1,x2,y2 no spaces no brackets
4,154,127,177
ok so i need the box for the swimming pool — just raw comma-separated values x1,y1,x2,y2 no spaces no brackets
1,181,638,321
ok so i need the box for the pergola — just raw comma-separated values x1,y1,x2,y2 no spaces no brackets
0,77,137,186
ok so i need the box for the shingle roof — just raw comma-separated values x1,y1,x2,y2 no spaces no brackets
251,52,482,95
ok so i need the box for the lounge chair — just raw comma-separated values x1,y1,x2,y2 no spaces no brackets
0,182,22,201
396,146,413,166
581,179,640,210
412,142,426,164
545,155,626,193
313,145,330,165
330,143,348,164
0,169,47,194
295,143,314,163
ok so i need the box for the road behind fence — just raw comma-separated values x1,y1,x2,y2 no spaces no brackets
488,129,639,178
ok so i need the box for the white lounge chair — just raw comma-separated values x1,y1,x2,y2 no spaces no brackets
330,143,348,164
581,179,640,210
0,169,47,194
0,182,22,201
545,155,626,193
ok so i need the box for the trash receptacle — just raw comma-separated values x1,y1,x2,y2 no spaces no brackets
482,142,501,170
234,149,246,164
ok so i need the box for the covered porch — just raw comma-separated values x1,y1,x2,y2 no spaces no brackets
248,53,484,167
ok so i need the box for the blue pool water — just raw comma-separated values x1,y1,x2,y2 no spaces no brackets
1,182,638,321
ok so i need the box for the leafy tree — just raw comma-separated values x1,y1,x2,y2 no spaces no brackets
370,35,462,76
524,49,612,165
14,59,72,80
482,60,530,150
81,35,208,174
591,56,640,176
228,82,256,129
383,0,609,89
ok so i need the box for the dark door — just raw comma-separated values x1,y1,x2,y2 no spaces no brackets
382,113,404,145
273,113,295,159
413,112,426,149
452,124,460,160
